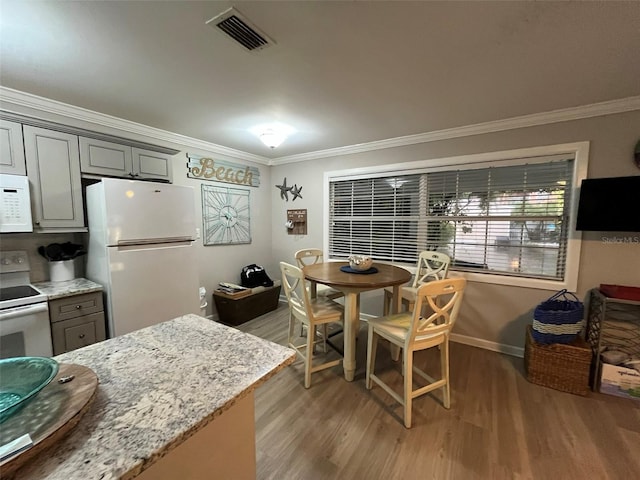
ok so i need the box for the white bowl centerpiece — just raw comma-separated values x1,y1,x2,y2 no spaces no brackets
348,255,373,271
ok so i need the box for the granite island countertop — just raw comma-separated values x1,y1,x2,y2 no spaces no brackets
12,314,295,480
32,278,103,300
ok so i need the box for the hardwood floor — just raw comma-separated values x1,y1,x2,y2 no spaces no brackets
238,305,640,479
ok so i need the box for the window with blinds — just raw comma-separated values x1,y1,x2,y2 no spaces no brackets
329,156,574,281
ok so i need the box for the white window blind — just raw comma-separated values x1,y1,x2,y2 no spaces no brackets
329,156,574,281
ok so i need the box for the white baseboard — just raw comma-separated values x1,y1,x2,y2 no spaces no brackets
449,333,524,358
242,307,525,358
359,313,524,358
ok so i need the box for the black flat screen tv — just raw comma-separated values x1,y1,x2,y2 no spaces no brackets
575,176,640,232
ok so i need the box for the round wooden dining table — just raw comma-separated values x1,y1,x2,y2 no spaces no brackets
302,262,411,381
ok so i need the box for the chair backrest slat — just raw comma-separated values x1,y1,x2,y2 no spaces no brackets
411,251,451,288
295,248,324,268
408,278,466,344
280,261,312,319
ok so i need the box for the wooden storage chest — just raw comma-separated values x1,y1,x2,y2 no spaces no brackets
213,285,281,326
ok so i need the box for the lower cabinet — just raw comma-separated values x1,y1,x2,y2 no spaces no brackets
50,292,106,355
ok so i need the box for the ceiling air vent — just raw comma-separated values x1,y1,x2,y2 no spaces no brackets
206,8,274,52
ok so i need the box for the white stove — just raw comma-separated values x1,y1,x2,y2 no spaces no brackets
0,250,52,358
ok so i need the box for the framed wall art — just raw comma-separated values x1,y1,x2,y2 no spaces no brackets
202,184,251,245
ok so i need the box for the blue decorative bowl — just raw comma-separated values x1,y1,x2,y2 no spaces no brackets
0,357,59,423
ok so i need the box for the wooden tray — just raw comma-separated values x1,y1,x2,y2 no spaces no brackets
0,363,98,478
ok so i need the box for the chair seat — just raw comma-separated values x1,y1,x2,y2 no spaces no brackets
305,297,344,324
316,284,343,299
368,313,446,345
384,285,417,301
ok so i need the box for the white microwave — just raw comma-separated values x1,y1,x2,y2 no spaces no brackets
0,174,33,233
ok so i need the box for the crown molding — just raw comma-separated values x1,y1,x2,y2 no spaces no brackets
0,86,271,165
270,95,640,165
2,86,638,167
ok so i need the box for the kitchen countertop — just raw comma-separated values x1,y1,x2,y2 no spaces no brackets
32,278,103,300
12,314,295,480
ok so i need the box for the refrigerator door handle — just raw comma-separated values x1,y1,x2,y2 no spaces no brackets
116,240,194,252
117,237,194,247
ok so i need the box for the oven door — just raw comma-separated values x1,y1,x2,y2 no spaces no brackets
0,302,52,358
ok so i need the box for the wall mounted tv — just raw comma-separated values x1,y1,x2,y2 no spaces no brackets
575,176,640,232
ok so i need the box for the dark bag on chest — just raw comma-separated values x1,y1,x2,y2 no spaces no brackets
241,264,274,288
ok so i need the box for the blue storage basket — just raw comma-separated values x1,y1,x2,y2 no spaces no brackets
532,289,584,344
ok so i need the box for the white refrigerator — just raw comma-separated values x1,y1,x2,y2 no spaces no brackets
86,178,200,338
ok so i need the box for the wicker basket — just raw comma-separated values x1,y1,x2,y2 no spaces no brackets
524,326,592,396
532,289,584,344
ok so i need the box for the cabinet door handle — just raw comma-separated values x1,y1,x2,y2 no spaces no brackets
75,305,81,309
79,334,85,339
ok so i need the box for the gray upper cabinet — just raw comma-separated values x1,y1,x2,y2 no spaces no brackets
80,137,133,178
81,137,173,183
0,119,26,175
132,147,173,183
24,125,85,231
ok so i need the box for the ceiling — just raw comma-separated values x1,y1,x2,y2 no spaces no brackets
1,1,639,162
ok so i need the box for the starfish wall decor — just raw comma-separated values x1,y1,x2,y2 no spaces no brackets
291,184,303,201
276,177,304,202
275,177,293,201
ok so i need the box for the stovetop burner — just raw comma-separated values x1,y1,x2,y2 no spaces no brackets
0,285,42,302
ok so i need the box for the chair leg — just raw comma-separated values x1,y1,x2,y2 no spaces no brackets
288,311,296,346
383,290,391,316
403,347,413,428
322,324,328,353
366,327,378,389
406,299,414,313
304,322,314,389
441,339,451,409
390,344,401,362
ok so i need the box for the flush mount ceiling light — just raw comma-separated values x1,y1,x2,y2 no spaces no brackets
250,123,295,149
259,129,287,149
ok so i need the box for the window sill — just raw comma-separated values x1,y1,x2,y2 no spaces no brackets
353,259,576,292
447,269,576,292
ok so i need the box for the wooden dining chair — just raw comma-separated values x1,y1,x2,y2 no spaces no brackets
367,277,466,428
280,262,344,388
295,248,344,338
382,251,451,315
294,248,344,300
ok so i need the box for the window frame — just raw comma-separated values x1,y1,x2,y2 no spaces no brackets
323,142,589,291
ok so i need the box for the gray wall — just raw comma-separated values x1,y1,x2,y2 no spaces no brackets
270,110,640,351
